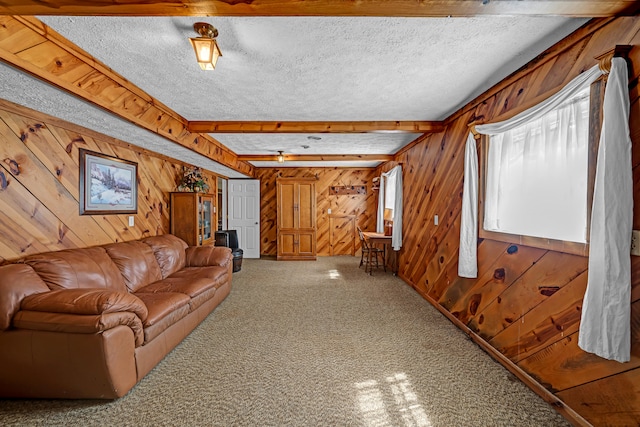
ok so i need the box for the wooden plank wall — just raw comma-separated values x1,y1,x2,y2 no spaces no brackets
254,168,377,257
0,99,220,263
386,17,640,426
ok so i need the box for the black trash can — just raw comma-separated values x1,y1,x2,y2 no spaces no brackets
215,230,244,273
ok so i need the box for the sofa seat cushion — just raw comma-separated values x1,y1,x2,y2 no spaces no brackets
137,277,216,299
133,292,190,344
103,241,163,292
188,287,218,312
24,247,127,292
169,266,228,289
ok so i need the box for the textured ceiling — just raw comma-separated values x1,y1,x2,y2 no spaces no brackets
10,16,589,171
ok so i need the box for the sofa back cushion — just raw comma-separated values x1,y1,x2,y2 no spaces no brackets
24,247,127,292
103,241,163,292
0,264,50,331
142,234,188,279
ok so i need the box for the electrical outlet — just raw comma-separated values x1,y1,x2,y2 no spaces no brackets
128,216,135,227
632,230,640,256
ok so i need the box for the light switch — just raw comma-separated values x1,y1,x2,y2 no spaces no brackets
434,215,439,225
128,216,135,227
327,208,332,214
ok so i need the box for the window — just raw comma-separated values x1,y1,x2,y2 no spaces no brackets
384,172,397,210
483,86,591,243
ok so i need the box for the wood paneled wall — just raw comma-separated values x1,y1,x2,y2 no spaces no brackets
388,17,640,426
0,99,219,263
254,168,377,257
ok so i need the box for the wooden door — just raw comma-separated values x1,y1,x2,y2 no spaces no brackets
228,179,261,258
329,215,355,256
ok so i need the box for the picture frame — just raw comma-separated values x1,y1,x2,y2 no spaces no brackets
79,148,138,215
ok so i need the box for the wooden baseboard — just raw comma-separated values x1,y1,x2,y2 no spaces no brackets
406,282,593,427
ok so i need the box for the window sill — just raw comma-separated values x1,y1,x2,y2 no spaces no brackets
478,228,589,258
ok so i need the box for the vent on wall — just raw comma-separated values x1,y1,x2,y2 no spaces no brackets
330,185,366,196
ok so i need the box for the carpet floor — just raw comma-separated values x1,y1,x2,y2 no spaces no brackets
0,256,570,427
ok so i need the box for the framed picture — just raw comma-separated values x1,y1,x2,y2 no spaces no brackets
79,149,138,215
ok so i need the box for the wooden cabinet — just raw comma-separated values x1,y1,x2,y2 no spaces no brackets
170,192,215,246
277,178,316,260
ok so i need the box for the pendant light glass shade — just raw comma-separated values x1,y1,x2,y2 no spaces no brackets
190,37,221,70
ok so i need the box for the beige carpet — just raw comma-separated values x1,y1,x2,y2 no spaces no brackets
0,256,570,427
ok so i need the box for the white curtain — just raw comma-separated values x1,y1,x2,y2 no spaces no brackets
376,176,385,233
458,133,478,278
578,57,633,363
475,65,604,135
390,166,403,250
378,165,403,250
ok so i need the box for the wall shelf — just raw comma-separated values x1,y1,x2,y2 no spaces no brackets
330,185,366,196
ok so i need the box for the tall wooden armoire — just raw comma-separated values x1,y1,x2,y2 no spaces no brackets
276,178,317,260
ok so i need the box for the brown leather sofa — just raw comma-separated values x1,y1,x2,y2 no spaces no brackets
0,234,233,399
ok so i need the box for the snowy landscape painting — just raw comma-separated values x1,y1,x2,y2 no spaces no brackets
79,149,138,214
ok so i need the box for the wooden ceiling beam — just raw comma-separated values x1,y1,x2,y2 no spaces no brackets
238,154,394,162
0,0,637,17
188,121,444,134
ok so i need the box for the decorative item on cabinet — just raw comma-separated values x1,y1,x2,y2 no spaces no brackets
170,192,215,246
176,166,210,193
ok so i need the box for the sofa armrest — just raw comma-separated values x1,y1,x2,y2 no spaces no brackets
0,263,50,331
12,310,145,347
185,246,232,268
21,288,148,322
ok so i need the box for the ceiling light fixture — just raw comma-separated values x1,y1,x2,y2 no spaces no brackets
190,22,222,71
277,151,285,163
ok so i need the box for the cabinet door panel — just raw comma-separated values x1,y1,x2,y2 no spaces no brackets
200,195,214,245
171,192,200,247
278,182,296,229
278,232,297,257
298,232,315,256
298,183,315,229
